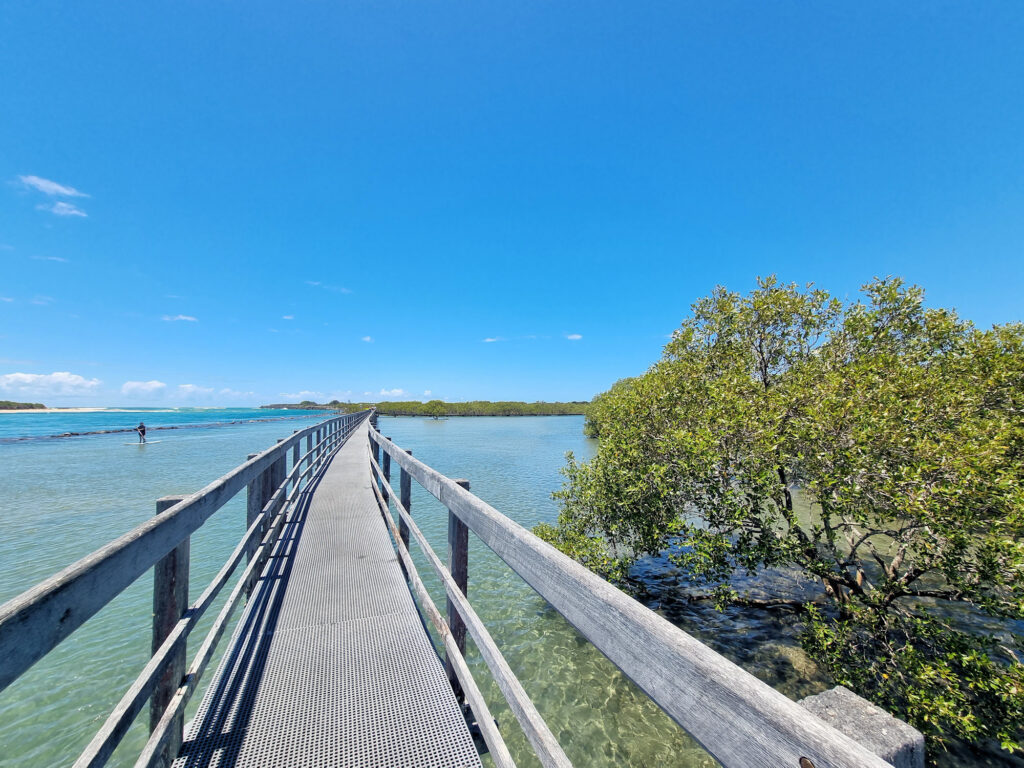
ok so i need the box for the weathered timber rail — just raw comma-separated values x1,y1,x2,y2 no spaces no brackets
0,408,922,768
367,421,923,768
0,410,371,767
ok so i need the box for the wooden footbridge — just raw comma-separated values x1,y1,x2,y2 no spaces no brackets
0,411,921,768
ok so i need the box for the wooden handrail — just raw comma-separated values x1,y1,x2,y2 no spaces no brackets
0,410,369,766
369,427,893,768
369,448,571,768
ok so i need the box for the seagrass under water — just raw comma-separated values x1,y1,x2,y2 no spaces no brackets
174,424,481,768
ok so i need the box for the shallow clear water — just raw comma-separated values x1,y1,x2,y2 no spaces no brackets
3,412,1005,767
0,408,326,767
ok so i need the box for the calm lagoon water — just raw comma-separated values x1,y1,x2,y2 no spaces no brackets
6,410,952,768
0,410,718,767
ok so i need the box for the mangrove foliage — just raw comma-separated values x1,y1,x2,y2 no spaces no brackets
537,277,1024,758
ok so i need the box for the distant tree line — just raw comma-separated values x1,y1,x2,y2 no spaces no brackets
261,399,588,417
0,400,46,410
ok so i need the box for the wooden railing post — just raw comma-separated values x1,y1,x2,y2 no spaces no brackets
272,439,287,501
382,437,392,505
446,479,470,703
245,454,271,565
151,495,189,767
399,450,412,550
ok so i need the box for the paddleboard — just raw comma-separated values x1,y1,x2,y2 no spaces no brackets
124,440,162,445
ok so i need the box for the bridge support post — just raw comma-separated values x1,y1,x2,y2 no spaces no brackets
273,439,287,501
382,438,392,505
446,479,470,703
399,450,412,550
151,495,189,767
246,454,273,567
292,431,300,492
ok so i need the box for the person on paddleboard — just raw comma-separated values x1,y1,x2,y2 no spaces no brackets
136,421,147,443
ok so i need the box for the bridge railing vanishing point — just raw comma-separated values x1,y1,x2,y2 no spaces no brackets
0,409,371,768
368,419,920,768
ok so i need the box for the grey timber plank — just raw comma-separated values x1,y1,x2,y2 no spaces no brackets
174,422,481,768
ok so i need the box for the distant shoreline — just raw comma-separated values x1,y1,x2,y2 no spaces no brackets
0,407,107,414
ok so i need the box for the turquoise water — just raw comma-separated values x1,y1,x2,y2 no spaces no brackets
0,411,715,767
11,412,983,767
0,406,327,441
0,408,326,767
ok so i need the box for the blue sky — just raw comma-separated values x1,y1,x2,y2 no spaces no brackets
2,2,1022,406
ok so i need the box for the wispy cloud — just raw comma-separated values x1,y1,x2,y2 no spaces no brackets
423,390,432,397
305,280,352,294
32,255,69,263
282,315,294,320
31,295,54,306
280,390,325,401
0,371,101,397
361,335,373,343
566,333,583,341
0,244,14,251
482,337,503,343
377,388,409,399
121,380,166,395
177,383,214,396
220,387,256,400
18,175,89,197
37,202,87,217
0,297,13,303
162,314,198,322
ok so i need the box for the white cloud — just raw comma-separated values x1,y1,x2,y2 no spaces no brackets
37,202,87,217
31,295,54,305
361,336,373,343
162,314,198,322
0,297,12,303
423,390,432,397
0,371,101,397
121,380,166,395
19,175,89,197
219,387,256,399
279,390,325,401
482,337,502,343
177,384,214,396
32,255,69,263
566,333,583,341
282,315,294,320
306,280,352,294
377,388,408,399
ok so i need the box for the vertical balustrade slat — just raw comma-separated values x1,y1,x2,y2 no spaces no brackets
446,479,470,702
399,449,412,551
292,431,300,491
382,437,392,505
245,454,270,566
150,495,189,768
273,439,287,506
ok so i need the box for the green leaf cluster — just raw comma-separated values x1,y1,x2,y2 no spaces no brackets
537,277,1024,756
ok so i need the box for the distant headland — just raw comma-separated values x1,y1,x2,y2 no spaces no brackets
0,400,47,411
261,399,589,417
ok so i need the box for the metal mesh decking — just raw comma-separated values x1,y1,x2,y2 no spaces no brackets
173,423,482,768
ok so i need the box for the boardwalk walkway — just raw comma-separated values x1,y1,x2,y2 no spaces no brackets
173,422,481,768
